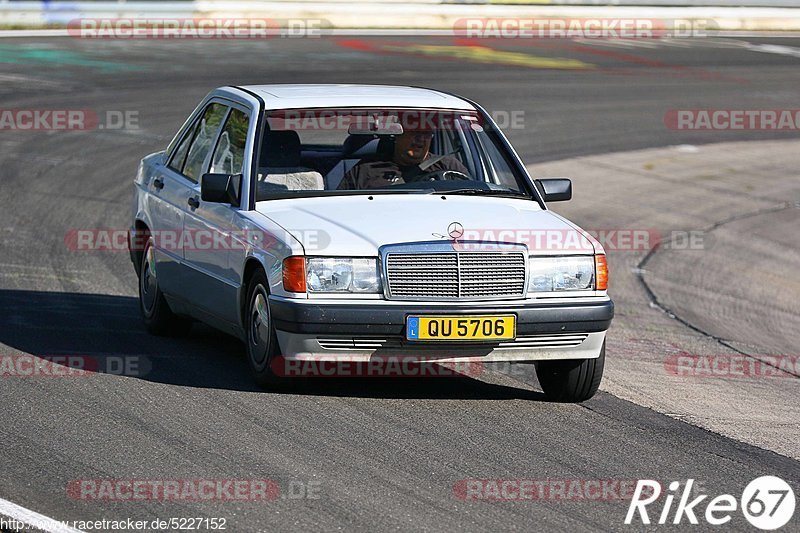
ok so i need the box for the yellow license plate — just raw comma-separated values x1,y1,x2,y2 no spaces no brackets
406,315,516,341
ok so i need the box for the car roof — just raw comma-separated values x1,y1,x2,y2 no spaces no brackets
235,84,477,111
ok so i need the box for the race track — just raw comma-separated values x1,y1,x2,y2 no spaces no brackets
0,35,798,531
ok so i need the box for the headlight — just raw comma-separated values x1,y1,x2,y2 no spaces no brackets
306,257,380,293
528,256,595,293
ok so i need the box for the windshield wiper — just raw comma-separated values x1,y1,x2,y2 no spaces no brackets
259,188,435,200
435,188,530,198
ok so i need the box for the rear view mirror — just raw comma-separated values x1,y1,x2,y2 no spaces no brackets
201,173,241,205
535,178,572,202
347,118,404,136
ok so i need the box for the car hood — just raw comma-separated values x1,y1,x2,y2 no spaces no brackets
255,195,596,256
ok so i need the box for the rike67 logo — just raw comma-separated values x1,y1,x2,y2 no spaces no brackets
626,477,796,530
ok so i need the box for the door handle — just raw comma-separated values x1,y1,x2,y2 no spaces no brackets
187,196,200,209
152,177,164,190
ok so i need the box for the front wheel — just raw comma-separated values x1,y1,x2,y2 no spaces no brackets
535,342,605,402
244,269,283,388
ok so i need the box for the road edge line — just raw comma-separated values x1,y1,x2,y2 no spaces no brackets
0,496,85,533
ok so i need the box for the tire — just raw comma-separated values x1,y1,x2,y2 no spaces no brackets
244,269,283,388
535,342,605,403
139,237,192,336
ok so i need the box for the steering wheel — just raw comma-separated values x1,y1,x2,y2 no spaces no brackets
413,169,472,182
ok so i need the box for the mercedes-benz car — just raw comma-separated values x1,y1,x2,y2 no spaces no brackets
128,84,613,402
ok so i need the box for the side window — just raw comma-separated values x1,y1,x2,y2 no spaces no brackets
167,120,198,173
182,103,228,182
210,108,249,175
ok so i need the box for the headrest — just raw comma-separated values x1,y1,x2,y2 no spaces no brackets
261,130,302,167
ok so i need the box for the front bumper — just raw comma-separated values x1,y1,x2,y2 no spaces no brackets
270,296,613,362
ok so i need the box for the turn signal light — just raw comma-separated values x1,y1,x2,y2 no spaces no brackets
282,256,307,293
595,254,608,291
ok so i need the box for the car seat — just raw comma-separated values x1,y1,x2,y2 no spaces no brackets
256,130,324,199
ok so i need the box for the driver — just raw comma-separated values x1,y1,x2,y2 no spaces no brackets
337,129,470,190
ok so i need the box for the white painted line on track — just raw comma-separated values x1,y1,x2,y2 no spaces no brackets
743,42,800,57
0,496,85,533
0,29,70,37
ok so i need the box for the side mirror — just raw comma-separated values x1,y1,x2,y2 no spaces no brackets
535,178,572,202
201,173,241,205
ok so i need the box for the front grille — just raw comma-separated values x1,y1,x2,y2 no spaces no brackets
496,333,588,349
385,251,526,300
317,337,399,350
316,333,588,351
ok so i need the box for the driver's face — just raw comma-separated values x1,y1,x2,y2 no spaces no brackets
393,131,433,166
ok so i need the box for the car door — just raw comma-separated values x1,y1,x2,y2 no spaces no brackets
157,101,228,303
141,151,186,296
181,103,252,325
144,104,221,296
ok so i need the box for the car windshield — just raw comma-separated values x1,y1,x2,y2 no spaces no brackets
255,108,532,200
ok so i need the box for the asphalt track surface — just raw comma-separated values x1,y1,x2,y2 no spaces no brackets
0,36,799,531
